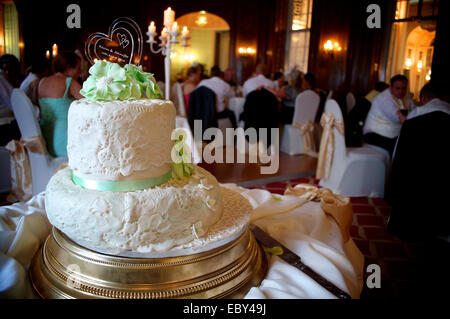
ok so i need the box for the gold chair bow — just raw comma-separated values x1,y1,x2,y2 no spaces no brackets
316,112,345,180
292,120,317,157
285,184,353,242
5,135,47,203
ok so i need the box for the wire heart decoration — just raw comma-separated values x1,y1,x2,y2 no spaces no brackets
85,17,143,66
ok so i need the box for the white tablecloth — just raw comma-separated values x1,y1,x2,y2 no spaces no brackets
0,184,364,299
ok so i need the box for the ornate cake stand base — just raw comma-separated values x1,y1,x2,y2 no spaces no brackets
30,227,267,299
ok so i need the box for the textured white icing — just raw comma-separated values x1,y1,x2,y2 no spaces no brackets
67,98,176,181
45,166,224,254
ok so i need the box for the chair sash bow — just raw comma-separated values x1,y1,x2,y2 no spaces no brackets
292,120,317,157
5,135,47,202
285,184,353,242
316,112,344,180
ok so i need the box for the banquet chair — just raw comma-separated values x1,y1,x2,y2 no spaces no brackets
0,146,10,193
173,82,186,117
10,89,67,196
318,99,387,197
175,116,202,164
346,92,356,115
280,89,320,155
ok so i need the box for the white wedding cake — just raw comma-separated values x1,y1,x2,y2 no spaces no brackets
44,61,226,255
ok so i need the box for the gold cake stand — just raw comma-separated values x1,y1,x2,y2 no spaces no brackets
30,225,267,299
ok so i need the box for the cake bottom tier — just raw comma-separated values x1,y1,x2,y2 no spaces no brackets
29,226,268,299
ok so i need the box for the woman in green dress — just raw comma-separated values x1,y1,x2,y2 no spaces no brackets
38,51,83,157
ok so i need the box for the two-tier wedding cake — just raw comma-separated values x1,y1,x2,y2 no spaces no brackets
44,61,229,255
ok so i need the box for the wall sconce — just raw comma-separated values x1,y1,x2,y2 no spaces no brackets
417,60,423,72
195,10,208,26
238,47,256,56
405,58,413,70
323,40,342,57
425,70,431,81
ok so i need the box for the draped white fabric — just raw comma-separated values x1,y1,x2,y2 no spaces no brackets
0,185,364,299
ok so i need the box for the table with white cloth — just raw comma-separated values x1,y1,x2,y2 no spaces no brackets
229,97,245,125
0,184,364,299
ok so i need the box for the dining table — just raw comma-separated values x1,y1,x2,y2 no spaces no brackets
0,182,364,299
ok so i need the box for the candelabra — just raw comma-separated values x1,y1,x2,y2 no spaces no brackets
146,7,190,100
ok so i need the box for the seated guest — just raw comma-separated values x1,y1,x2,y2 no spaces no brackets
407,82,450,119
38,51,83,157
272,72,285,90
385,83,450,291
182,66,201,114
279,72,304,124
198,65,237,127
242,64,275,97
0,54,21,145
363,74,415,156
20,55,50,116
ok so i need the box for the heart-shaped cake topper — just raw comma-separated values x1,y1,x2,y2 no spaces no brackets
85,17,143,66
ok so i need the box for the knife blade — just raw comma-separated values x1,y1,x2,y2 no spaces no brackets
250,224,352,299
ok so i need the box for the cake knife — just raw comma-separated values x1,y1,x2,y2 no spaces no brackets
249,224,352,299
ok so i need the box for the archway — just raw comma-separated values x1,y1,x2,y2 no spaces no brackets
404,25,435,99
170,11,230,81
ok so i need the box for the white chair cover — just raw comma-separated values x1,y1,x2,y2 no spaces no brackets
172,82,186,117
175,116,202,164
280,89,320,155
318,99,387,197
346,92,356,114
229,97,245,127
10,89,67,197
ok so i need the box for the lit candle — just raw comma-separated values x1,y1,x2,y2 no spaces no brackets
148,21,156,33
52,43,58,57
164,7,175,28
181,26,189,37
171,21,178,33
46,50,50,59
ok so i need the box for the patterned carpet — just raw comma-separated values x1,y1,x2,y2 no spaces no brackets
256,176,421,299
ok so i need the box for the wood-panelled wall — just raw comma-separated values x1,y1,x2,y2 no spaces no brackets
308,0,393,106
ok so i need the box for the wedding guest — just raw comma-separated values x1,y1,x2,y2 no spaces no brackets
363,74,415,156
38,51,83,157
198,65,237,127
280,72,305,124
0,54,21,145
20,55,50,113
182,65,201,114
242,64,275,97
407,82,450,119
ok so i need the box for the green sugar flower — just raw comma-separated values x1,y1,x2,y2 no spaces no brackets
80,60,162,101
124,64,163,99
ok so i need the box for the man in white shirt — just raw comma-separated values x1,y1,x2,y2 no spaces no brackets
198,66,237,127
242,64,275,97
363,74,415,155
407,82,450,120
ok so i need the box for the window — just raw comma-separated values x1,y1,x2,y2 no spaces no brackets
2,2,20,60
285,0,313,74
385,0,439,100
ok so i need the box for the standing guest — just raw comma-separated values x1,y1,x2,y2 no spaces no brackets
38,51,83,157
242,64,275,97
363,74,415,156
182,65,201,114
198,65,237,127
20,55,50,115
0,54,21,145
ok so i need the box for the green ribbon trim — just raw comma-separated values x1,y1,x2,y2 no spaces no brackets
72,169,172,192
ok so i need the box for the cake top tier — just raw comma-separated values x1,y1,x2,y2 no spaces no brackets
80,60,163,101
